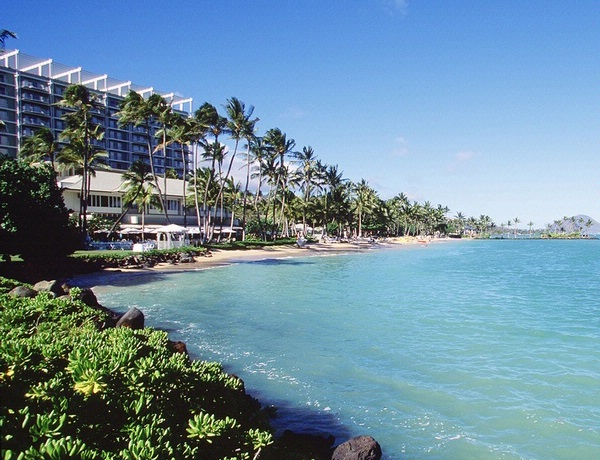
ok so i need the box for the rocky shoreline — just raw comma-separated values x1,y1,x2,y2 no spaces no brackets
7,277,383,460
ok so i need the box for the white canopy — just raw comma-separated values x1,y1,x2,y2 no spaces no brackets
155,224,189,250
154,224,188,234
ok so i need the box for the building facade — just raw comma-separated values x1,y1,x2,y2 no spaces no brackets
0,50,218,229
0,50,192,177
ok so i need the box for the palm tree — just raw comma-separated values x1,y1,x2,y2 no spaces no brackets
195,103,227,241
57,84,105,237
249,137,275,240
224,98,259,240
528,221,534,237
454,212,466,236
108,160,154,235
322,164,346,236
351,179,377,238
117,91,170,223
157,114,198,227
222,177,242,242
0,29,17,52
513,217,520,238
221,97,258,237
152,97,177,212
56,138,108,238
18,127,59,172
124,160,160,239
263,128,296,237
135,182,161,240
294,146,323,234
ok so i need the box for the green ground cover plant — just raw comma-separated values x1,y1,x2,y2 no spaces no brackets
0,280,274,459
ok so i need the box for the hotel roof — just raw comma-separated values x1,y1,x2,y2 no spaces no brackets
0,49,193,113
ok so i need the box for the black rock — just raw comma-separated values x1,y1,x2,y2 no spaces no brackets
331,435,382,460
116,307,145,329
8,285,38,298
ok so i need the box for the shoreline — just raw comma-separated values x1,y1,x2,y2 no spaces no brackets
70,236,453,288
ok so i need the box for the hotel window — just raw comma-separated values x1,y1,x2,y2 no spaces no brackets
22,92,48,103
167,199,180,212
109,196,121,208
109,130,128,141
88,195,121,208
109,140,127,151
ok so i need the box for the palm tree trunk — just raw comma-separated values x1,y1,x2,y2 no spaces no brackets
193,144,202,232
108,204,133,236
241,145,251,240
82,117,89,238
145,129,171,224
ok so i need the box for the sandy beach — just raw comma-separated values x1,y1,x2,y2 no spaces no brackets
70,236,454,288
133,236,448,271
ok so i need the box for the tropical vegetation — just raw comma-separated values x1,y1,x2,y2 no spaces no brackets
0,156,78,263
14,82,499,243
0,277,276,459
28,82,596,243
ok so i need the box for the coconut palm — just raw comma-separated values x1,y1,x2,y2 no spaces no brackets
221,97,258,237
222,177,242,242
134,181,161,240
18,127,59,172
117,91,171,223
351,179,378,237
0,29,17,52
263,128,296,237
195,103,227,241
56,138,108,235
57,84,105,236
107,160,154,234
152,98,177,212
156,114,198,227
224,98,259,239
322,164,346,234
294,146,323,234
249,137,276,240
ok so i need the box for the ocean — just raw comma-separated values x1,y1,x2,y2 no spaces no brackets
89,239,600,459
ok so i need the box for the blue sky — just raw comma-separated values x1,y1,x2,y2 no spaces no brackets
6,1,600,227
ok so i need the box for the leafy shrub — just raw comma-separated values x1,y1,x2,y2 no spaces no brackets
0,286,273,459
0,156,79,262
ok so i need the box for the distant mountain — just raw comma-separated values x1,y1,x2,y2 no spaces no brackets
548,215,600,234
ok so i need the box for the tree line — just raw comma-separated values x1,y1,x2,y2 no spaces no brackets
17,84,504,242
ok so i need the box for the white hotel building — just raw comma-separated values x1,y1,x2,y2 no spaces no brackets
0,50,229,228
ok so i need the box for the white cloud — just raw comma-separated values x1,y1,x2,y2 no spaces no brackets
390,136,409,157
447,151,477,173
279,106,307,119
382,0,408,16
458,151,476,161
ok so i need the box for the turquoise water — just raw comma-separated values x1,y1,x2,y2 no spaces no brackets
88,240,600,459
